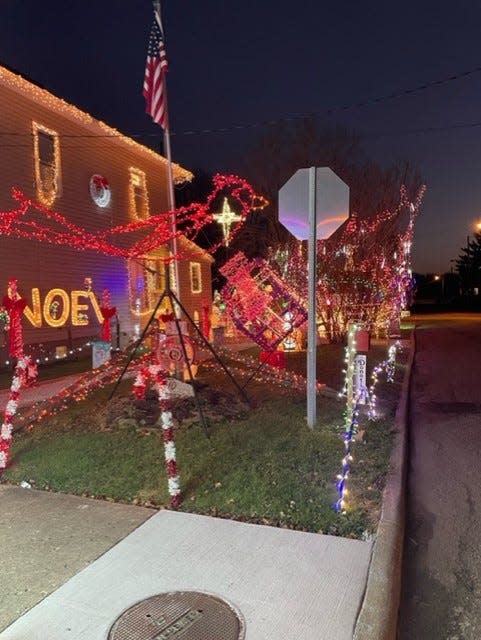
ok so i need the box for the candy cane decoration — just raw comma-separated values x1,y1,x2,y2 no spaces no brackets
0,280,38,473
0,355,37,472
133,365,182,508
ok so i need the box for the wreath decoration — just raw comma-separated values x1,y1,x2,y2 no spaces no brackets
89,174,111,208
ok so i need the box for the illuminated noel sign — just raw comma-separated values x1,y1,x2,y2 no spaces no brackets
22,288,104,328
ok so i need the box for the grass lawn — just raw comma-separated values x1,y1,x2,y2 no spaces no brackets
0,340,406,538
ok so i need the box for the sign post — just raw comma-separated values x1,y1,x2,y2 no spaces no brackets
307,168,317,428
279,167,349,428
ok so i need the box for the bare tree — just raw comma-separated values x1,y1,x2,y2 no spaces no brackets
236,118,422,259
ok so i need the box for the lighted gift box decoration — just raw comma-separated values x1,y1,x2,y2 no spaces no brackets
220,252,307,352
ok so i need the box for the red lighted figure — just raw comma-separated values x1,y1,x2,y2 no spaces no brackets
2,279,27,357
99,289,116,342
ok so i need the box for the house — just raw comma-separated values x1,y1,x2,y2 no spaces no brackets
0,64,213,361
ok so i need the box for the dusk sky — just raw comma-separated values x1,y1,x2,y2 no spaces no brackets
2,0,481,273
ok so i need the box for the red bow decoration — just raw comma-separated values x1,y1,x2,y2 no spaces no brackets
99,289,116,342
92,175,109,189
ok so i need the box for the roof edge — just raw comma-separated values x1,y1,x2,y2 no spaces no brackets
0,64,193,184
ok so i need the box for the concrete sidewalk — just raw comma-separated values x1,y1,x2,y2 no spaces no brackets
0,485,154,632
0,490,373,639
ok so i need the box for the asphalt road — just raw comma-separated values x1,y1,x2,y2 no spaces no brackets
398,315,481,639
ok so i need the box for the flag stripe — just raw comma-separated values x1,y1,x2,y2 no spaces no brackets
143,9,169,129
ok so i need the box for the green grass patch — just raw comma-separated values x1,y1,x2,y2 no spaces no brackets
1,341,405,537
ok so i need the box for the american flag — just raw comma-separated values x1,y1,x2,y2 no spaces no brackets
143,8,169,129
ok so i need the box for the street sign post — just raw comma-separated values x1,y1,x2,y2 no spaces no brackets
279,167,349,428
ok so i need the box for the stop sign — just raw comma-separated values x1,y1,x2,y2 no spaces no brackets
279,167,349,240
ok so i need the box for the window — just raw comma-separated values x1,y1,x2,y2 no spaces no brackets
190,262,202,294
32,122,61,205
128,167,149,219
150,259,167,292
127,258,156,316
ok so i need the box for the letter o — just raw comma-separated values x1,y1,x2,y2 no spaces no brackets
43,288,70,328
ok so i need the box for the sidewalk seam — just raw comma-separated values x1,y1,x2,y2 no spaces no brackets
352,333,415,640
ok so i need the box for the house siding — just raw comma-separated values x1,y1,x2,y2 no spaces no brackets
0,67,211,358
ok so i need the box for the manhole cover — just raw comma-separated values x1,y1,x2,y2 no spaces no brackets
108,591,245,640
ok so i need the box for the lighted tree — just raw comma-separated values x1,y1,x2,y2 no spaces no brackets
268,185,425,342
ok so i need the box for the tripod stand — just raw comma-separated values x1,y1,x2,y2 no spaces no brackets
109,263,250,437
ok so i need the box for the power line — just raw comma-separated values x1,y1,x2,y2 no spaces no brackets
362,120,481,139
3,118,481,150
0,63,480,142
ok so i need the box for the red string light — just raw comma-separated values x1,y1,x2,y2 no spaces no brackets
0,174,264,262
269,185,426,340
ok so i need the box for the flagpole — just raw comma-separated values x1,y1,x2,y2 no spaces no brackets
153,0,181,313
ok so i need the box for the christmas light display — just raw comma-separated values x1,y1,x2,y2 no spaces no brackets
14,334,325,437
0,65,191,184
2,280,27,357
42,288,70,328
0,281,38,472
334,338,402,513
193,338,324,394
13,351,150,432
1,340,94,369
0,174,263,262
32,121,61,206
339,323,359,428
9,287,104,329
334,322,363,513
128,167,150,220
0,355,38,471
0,307,9,329
133,364,182,508
189,262,202,294
99,289,116,342
334,398,360,514
89,175,111,208
269,185,426,343
367,342,400,420
213,197,242,246
220,252,307,351
0,181,260,477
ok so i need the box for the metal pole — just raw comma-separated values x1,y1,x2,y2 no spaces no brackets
153,0,181,314
307,167,317,428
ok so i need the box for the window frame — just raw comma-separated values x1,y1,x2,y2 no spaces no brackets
128,167,149,220
189,262,202,294
32,121,61,206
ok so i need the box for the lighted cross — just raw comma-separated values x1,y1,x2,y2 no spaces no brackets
213,197,242,246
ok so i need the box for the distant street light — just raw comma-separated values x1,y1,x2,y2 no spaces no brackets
434,274,444,299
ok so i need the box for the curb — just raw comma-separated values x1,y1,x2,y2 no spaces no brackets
352,332,416,640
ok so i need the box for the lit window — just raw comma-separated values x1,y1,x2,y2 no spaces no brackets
190,262,202,293
169,261,177,292
128,167,149,219
32,121,61,205
152,259,166,291
127,258,156,316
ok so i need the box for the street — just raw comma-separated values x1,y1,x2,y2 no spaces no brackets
399,313,481,639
